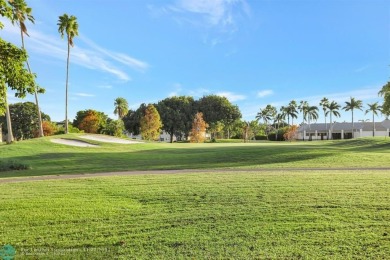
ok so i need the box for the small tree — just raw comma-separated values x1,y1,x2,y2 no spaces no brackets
190,112,208,143
140,104,162,141
79,111,100,133
283,125,298,141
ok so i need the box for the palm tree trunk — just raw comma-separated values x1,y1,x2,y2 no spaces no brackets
324,111,328,140
21,30,44,137
65,39,70,134
5,94,14,144
373,113,375,137
351,110,354,139
330,113,333,140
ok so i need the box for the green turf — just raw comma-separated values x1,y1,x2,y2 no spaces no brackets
1,135,390,178
0,171,389,258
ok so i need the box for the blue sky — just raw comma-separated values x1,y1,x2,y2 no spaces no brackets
2,0,389,123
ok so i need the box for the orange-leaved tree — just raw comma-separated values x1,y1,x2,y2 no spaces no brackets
283,125,298,141
79,111,100,133
140,104,162,141
189,112,208,143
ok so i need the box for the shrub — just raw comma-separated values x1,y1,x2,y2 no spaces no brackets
0,160,30,171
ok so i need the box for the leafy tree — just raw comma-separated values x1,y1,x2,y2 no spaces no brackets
284,125,298,141
140,104,162,141
0,102,49,140
365,102,382,137
189,112,208,143
9,0,45,138
114,97,129,119
326,101,341,139
58,14,78,134
343,97,363,137
73,109,108,133
156,96,195,142
379,81,390,116
197,95,241,138
123,104,147,136
0,39,37,143
39,121,57,137
104,119,125,137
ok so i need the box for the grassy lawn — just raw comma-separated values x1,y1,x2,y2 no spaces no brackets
1,134,390,178
0,171,389,258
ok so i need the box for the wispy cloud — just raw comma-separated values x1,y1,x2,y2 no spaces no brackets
97,85,113,89
0,20,148,82
257,89,273,98
74,93,95,97
153,0,251,45
217,91,246,102
355,64,371,73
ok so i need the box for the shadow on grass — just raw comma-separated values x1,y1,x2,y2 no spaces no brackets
1,145,333,178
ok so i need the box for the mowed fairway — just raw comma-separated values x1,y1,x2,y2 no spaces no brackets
1,134,390,178
0,171,389,258
0,136,390,258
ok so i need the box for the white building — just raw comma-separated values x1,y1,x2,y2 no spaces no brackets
297,120,390,140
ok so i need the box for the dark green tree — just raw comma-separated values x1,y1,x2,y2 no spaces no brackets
379,81,390,116
156,96,195,142
123,103,147,136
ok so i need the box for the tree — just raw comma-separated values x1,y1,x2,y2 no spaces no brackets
319,97,329,139
73,109,108,133
58,14,78,134
274,113,284,140
189,112,208,143
365,102,382,137
157,96,195,142
123,104,147,136
39,121,57,137
104,119,125,137
284,125,298,141
325,101,341,139
0,39,36,143
342,97,363,138
140,104,162,141
0,102,50,140
9,0,45,138
256,105,276,140
287,100,298,125
379,81,390,116
114,97,129,119
197,95,241,138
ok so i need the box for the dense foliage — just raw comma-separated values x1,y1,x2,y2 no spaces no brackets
140,104,162,141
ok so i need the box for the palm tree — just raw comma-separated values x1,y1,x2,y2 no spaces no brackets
306,105,319,126
274,113,284,140
287,100,298,125
279,106,287,127
58,14,78,134
342,97,363,138
9,0,45,137
325,101,341,139
365,102,382,137
256,105,276,140
114,97,129,119
319,97,329,138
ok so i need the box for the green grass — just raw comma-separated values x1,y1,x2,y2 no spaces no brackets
0,171,389,258
1,134,390,178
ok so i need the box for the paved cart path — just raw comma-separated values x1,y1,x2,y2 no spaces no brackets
1,167,390,183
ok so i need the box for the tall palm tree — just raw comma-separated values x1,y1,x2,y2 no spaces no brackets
298,100,308,125
306,105,319,126
319,97,329,138
279,106,287,127
274,113,284,140
9,0,44,137
114,97,129,119
256,105,276,140
325,101,341,139
287,100,298,125
58,14,78,134
365,102,382,137
342,97,363,138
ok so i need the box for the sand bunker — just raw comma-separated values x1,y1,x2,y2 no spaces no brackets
79,134,142,144
51,139,98,147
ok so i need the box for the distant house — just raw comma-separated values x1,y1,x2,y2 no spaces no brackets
125,131,179,142
297,120,390,140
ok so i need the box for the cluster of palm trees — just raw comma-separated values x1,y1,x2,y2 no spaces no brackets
2,0,78,143
256,97,383,139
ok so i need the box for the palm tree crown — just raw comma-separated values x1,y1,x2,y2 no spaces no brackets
343,97,363,137
114,97,129,119
325,101,341,139
365,102,382,137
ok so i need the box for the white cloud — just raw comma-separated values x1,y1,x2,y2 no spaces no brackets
257,89,273,98
216,91,246,102
74,93,95,97
0,20,148,82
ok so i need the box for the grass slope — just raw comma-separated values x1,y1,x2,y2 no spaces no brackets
0,171,389,258
1,135,390,178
